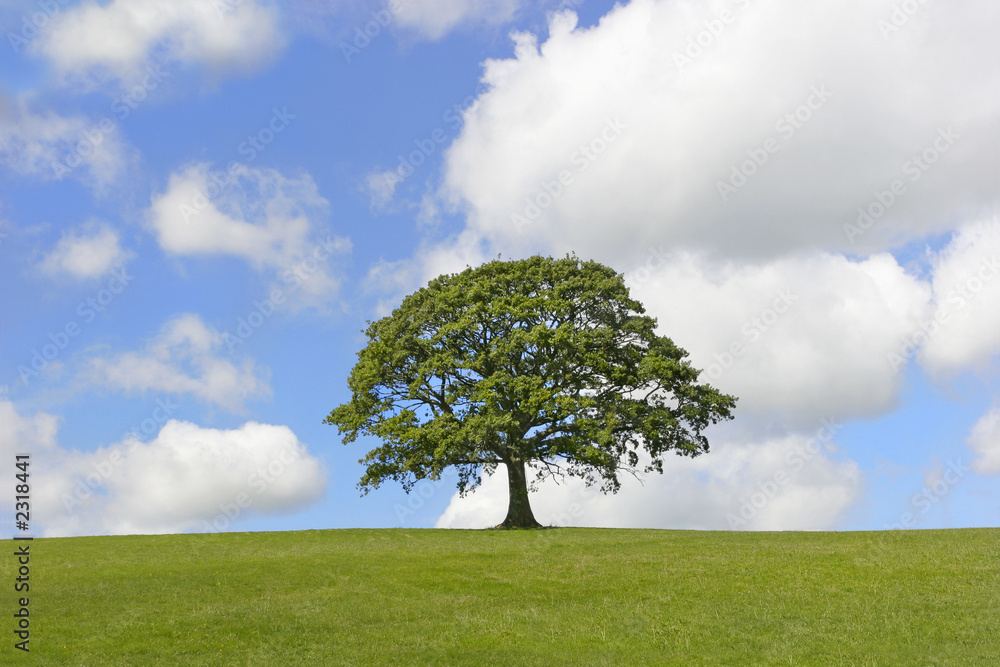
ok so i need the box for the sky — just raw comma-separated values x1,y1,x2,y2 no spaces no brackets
1,0,998,538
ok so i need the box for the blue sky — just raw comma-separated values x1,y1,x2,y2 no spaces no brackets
1,0,998,537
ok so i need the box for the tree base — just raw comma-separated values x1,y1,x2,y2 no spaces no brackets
493,516,544,530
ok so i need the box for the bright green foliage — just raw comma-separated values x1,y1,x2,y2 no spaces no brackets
325,255,736,523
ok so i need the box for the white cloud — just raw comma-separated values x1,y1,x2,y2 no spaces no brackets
38,222,133,279
29,0,284,88
10,408,327,537
0,397,60,458
392,0,523,40
0,95,130,188
966,406,1000,475
918,218,1000,376
83,314,270,412
0,396,60,521
438,1,1000,262
149,163,350,305
629,249,930,424
364,168,402,210
436,427,862,530
1,397,324,537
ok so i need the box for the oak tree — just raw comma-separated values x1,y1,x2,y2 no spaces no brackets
325,255,736,528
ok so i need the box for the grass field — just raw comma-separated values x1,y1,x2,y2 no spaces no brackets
4,527,999,665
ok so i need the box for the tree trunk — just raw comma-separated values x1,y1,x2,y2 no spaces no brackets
499,459,541,528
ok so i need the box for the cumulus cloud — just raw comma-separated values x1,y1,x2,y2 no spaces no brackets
2,392,325,537
918,218,1000,377
966,406,1000,475
0,397,60,458
438,1,1000,262
28,0,284,88
45,419,326,537
0,402,327,537
83,314,270,412
149,163,350,305
0,397,57,520
436,425,862,530
627,249,931,424
38,222,133,279
0,95,130,188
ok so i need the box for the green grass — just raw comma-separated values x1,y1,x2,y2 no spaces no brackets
4,527,999,665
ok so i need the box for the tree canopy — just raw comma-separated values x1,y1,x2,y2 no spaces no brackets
325,255,737,527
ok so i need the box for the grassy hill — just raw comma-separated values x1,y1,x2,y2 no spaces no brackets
4,527,998,665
